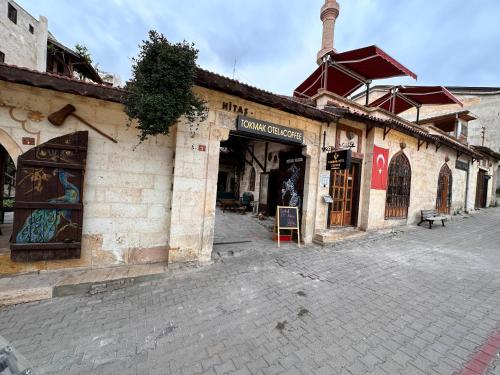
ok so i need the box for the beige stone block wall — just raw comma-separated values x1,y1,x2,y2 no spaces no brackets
0,82,173,274
363,128,475,231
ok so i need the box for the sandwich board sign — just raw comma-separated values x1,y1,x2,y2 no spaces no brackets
274,206,300,248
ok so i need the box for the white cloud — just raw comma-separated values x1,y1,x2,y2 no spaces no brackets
20,0,500,93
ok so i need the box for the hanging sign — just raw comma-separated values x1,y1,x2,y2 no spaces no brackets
237,116,304,144
326,149,352,170
455,160,469,171
274,206,300,248
371,145,389,190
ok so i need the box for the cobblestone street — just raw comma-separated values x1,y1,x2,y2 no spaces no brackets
1,208,500,375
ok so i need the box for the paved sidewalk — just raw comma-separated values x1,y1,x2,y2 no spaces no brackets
0,263,168,307
0,209,499,374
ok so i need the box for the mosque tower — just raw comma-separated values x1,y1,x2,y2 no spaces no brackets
317,0,340,64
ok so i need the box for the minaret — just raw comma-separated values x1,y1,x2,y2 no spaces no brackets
317,0,340,64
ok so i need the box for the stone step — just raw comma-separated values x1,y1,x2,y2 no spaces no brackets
0,263,169,307
0,287,52,307
313,228,366,245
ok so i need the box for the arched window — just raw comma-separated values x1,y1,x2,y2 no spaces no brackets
249,167,256,191
385,152,411,219
436,164,452,214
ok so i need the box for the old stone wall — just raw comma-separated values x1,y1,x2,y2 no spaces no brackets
362,128,475,231
0,81,174,275
0,0,47,71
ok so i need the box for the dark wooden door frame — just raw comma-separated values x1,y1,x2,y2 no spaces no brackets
327,158,362,228
11,131,88,262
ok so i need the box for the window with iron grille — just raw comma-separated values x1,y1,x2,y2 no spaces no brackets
436,164,452,214
8,3,17,24
0,51,5,63
385,152,411,219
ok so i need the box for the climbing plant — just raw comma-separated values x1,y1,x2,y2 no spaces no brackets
124,30,207,141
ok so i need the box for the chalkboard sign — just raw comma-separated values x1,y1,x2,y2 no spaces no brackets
278,207,299,228
275,206,300,248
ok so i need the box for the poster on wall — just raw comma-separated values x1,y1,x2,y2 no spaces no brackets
371,145,389,190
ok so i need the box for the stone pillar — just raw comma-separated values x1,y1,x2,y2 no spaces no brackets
199,126,230,262
313,123,336,234
317,0,340,64
358,128,376,230
168,119,229,264
301,137,321,243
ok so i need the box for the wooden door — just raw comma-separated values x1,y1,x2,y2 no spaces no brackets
436,164,452,214
475,170,487,209
329,163,358,227
11,131,88,261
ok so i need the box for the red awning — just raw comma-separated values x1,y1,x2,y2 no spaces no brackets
294,45,417,98
369,86,463,114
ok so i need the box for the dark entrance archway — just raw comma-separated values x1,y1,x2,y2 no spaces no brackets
0,145,16,249
475,169,489,209
214,131,305,245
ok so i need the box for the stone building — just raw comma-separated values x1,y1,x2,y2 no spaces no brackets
0,0,102,83
354,85,500,204
0,0,496,276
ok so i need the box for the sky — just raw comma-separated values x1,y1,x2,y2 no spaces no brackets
21,0,500,94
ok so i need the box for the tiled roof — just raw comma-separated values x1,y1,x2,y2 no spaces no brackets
0,63,125,103
0,63,486,159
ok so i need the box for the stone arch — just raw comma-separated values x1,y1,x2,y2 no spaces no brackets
385,151,412,219
0,129,22,167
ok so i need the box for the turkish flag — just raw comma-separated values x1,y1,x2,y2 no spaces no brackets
371,145,389,190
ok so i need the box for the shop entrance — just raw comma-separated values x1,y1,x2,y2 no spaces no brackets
214,132,305,244
329,162,361,227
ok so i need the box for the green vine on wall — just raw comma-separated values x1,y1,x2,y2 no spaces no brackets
124,31,207,141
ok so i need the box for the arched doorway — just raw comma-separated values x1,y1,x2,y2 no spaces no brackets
436,164,452,214
0,145,16,251
385,151,411,219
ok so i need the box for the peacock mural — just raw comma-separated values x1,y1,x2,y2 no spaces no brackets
16,169,80,243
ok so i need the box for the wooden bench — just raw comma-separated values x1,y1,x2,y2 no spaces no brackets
418,209,447,229
219,199,246,214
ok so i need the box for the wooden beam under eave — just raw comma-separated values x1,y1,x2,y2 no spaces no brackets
417,139,425,151
435,143,441,152
383,126,391,140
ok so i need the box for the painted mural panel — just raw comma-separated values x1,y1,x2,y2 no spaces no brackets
11,131,88,261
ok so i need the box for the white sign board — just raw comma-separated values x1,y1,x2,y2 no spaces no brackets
320,172,330,188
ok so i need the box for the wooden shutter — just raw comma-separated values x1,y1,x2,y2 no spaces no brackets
10,131,88,261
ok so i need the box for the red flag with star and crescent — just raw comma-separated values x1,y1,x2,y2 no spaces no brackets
371,145,389,190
